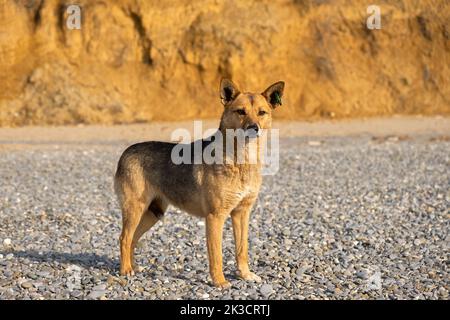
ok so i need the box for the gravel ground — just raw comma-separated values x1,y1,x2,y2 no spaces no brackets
0,135,448,300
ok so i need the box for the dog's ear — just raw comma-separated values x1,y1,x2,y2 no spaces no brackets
262,81,285,109
220,78,240,105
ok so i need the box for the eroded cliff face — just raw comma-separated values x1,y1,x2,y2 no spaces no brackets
0,0,449,126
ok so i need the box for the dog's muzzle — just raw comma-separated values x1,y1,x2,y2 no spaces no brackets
245,124,260,138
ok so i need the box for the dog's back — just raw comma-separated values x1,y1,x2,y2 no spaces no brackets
114,141,201,212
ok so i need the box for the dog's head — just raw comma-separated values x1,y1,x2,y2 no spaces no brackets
219,79,285,138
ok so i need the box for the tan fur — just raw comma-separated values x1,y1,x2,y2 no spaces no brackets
114,79,285,288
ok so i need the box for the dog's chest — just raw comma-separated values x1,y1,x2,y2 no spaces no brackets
225,183,254,202
199,165,261,212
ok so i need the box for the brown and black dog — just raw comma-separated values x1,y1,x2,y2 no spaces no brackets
114,79,284,288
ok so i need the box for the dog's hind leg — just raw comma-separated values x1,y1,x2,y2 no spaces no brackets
130,198,168,271
119,198,148,276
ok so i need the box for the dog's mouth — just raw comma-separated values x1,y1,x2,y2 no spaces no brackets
245,129,260,139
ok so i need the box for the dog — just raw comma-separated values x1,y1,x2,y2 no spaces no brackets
114,78,284,288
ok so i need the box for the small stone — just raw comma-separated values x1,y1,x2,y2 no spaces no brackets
197,221,205,227
21,282,33,289
87,290,107,299
296,267,306,276
157,256,166,264
71,290,83,298
438,287,448,297
3,238,12,246
117,277,128,286
326,283,336,293
66,264,82,272
356,270,369,280
308,141,322,146
136,266,144,272
92,284,107,291
367,272,382,290
260,284,273,296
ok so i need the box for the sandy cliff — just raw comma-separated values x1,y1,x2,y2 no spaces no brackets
0,0,449,126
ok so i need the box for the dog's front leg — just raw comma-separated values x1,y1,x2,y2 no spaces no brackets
231,196,261,282
205,213,230,289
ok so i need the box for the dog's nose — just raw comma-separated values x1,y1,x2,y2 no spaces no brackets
246,124,260,138
247,124,259,132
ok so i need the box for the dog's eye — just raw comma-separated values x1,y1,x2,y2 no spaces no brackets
258,110,267,116
235,109,246,116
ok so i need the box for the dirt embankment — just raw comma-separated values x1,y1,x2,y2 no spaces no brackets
0,0,449,126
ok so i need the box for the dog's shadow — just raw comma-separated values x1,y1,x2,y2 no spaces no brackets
0,250,118,272
2,250,242,287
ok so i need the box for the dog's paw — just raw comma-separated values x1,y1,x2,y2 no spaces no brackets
213,280,231,289
237,271,262,282
120,266,135,277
